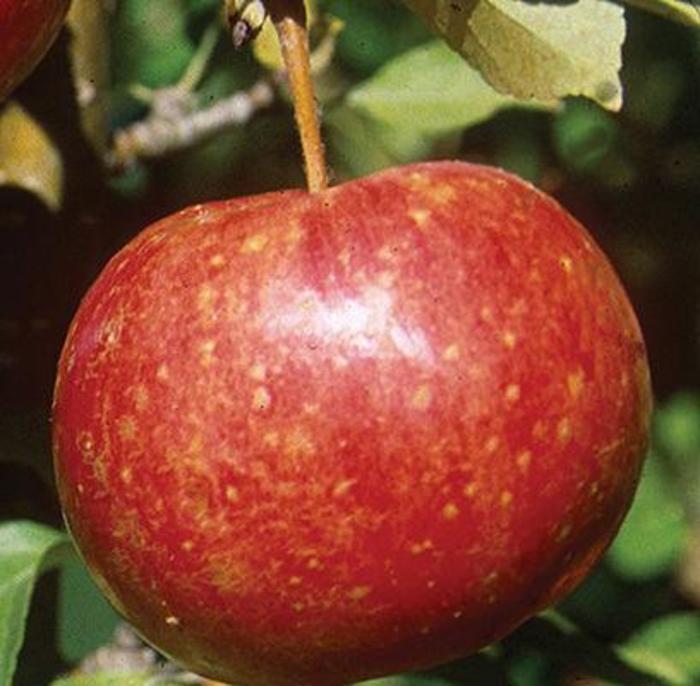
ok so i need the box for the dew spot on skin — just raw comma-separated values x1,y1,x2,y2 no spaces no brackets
517,450,532,471
376,245,395,262
199,340,217,367
502,331,517,349
284,427,316,458
337,248,351,269
556,523,572,542
567,368,585,399
332,479,357,498
532,420,547,439
411,385,432,411
480,306,493,322
133,385,150,411
505,384,520,403
426,580,436,589
409,539,434,555
285,224,302,244
165,616,180,626
263,431,280,448
453,610,463,619
483,571,499,587
333,354,349,369
559,255,574,274
117,415,137,441
240,233,269,254
102,318,121,348
442,502,460,520
348,586,371,601
377,271,396,289
252,386,271,411
463,482,478,498
197,284,217,314
77,431,94,456
557,417,573,442
77,484,85,495
442,343,460,361
249,362,266,381
409,208,431,229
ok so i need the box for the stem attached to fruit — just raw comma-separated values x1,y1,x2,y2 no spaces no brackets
268,0,328,193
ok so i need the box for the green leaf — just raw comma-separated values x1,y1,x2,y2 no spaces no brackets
553,99,620,175
607,451,686,581
346,40,548,138
654,392,700,463
403,0,625,110
328,0,430,75
58,555,121,664
621,0,700,27
51,675,181,686
326,106,436,178
112,0,195,89
619,613,700,685
507,613,665,686
0,521,71,686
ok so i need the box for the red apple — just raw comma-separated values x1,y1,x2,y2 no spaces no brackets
52,161,651,685
0,0,71,100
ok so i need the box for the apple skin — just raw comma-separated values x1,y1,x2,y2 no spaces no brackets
52,161,651,685
0,0,71,100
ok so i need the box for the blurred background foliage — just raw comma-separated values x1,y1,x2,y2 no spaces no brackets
0,0,699,684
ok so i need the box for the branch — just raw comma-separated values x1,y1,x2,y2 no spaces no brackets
108,79,275,170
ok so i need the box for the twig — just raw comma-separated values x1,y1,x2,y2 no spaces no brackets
268,0,328,192
108,79,275,170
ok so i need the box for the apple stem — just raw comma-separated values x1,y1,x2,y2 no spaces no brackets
269,1,328,193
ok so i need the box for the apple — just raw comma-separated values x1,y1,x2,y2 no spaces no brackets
52,161,651,685
0,0,71,100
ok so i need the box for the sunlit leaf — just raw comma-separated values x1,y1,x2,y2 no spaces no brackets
619,613,700,685
404,0,625,110
0,521,71,686
346,40,550,137
621,0,700,27
326,105,435,178
67,0,111,155
0,101,64,211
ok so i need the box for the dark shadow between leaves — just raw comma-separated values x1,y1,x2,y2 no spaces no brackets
506,614,667,686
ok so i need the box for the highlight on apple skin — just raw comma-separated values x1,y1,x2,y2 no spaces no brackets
52,161,652,685
0,0,71,99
